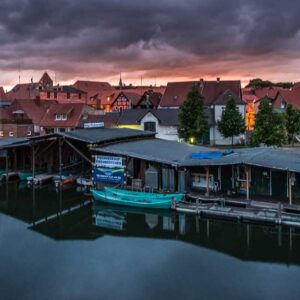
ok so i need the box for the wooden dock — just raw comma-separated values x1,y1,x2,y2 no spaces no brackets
27,174,56,185
175,199,300,228
0,171,19,181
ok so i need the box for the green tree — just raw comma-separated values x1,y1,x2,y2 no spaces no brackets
245,78,293,89
285,104,300,146
178,85,209,144
217,97,246,145
250,98,285,146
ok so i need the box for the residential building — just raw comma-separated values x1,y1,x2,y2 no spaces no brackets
0,105,34,138
102,109,193,141
159,78,245,145
1,99,56,136
39,103,98,133
6,72,87,103
72,80,116,110
133,91,162,109
110,91,141,111
273,86,300,109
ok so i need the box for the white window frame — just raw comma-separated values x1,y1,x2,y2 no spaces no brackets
27,130,32,136
0,131,3,137
55,114,62,120
9,131,14,137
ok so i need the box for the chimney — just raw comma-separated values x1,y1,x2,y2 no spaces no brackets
199,78,204,88
97,97,101,110
216,77,220,83
146,94,150,109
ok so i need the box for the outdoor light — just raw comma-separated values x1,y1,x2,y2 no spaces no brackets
190,137,195,144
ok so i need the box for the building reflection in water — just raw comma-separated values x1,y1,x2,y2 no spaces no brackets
1,182,300,265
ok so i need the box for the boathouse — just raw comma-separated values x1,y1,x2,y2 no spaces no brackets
91,139,300,204
0,128,154,182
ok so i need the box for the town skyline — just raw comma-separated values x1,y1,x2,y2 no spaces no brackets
2,0,300,90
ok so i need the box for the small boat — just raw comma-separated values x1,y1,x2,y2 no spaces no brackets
76,177,93,187
91,189,183,209
104,186,184,202
53,174,78,187
19,168,46,181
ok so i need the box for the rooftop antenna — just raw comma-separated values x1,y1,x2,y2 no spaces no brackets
141,75,143,94
18,58,21,84
154,76,156,87
54,72,56,86
119,72,123,90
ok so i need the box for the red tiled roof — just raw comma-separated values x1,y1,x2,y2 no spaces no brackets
40,103,86,128
6,83,39,100
39,72,53,87
160,80,241,107
253,87,284,100
0,107,10,119
242,87,285,103
292,82,300,91
134,91,162,107
118,86,166,95
7,99,56,124
73,80,115,101
111,91,141,107
277,90,300,108
78,112,120,128
0,87,6,100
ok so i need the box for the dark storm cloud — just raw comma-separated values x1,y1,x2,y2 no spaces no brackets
1,0,300,83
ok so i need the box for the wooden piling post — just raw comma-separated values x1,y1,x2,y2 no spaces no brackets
288,171,292,205
59,138,62,178
32,144,36,180
246,165,250,201
205,167,210,197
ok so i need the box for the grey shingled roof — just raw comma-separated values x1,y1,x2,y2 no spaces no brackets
58,127,155,144
93,139,300,172
0,128,155,149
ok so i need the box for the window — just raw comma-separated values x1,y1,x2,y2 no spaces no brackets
79,93,81,99
54,92,57,99
56,114,67,120
47,92,50,98
144,121,156,132
9,131,14,137
27,130,32,136
0,131,3,137
67,92,70,99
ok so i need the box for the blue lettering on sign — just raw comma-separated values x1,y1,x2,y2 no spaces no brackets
92,167,125,183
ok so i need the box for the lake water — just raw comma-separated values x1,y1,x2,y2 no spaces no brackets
1,182,300,300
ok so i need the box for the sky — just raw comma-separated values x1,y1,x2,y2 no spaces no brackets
1,0,300,90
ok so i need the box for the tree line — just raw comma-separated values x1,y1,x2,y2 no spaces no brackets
178,85,300,147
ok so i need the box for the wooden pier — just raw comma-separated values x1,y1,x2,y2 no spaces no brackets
27,174,56,185
175,197,300,228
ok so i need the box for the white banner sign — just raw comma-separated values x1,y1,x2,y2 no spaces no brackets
95,155,123,168
84,122,104,129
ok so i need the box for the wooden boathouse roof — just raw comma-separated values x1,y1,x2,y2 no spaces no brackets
92,139,300,173
0,128,155,149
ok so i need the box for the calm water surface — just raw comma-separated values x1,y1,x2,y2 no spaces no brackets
1,182,300,300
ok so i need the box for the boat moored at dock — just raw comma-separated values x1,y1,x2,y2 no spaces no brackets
91,188,184,209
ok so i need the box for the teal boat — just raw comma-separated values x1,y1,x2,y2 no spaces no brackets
91,189,183,209
18,169,46,181
0,169,12,176
104,186,184,202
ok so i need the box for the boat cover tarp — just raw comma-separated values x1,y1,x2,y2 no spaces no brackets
191,150,234,159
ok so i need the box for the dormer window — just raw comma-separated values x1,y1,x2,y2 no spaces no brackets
55,114,68,121
281,101,286,109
